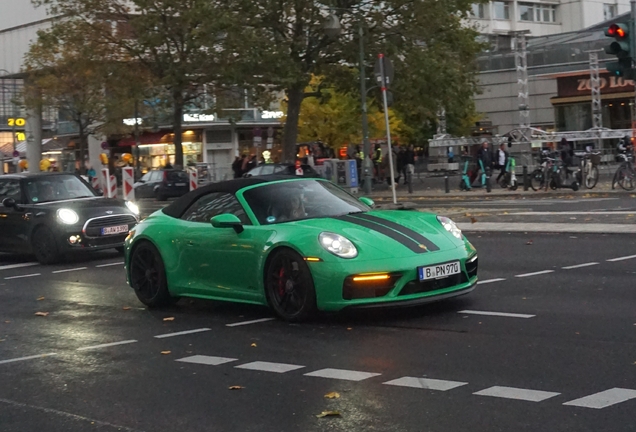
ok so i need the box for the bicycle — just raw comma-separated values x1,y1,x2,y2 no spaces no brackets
529,150,549,191
612,152,635,191
577,151,601,189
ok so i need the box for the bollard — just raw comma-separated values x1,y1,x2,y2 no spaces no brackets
523,165,528,191
407,171,413,194
445,175,449,193
486,169,491,193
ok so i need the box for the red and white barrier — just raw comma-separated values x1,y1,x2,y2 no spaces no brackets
109,175,118,198
122,167,135,201
188,168,198,191
100,168,109,193
91,176,101,192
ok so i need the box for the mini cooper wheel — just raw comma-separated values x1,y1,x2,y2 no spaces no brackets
265,249,317,322
32,226,61,265
130,242,177,307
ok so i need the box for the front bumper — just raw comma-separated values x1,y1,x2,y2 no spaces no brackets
310,249,478,312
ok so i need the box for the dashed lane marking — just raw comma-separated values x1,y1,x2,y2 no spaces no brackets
458,310,535,319
95,262,125,268
304,368,381,382
76,340,138,351
0,262,39,271
52,267,87,274
226,318,275,327
515,270,555,278
235,361,305,373
563,388,636,409
477,278,506,285
383,377,468,391
607,254,636,262
176,355,238,366
4,273,41,280
474,386,560,402
0,353,57,365
562,262,599,270
154,328,211,339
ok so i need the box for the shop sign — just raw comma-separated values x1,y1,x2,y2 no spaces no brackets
183,113,215,122
261,110,284,119
123,118,143,126
557,73,635,98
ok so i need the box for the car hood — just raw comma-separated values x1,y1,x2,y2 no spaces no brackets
292,210,461,259
28,197,136,219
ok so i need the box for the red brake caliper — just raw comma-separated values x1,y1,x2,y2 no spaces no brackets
278,267,285,297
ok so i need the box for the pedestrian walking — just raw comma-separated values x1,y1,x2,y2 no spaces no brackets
495,143,509,183
404,145,415,184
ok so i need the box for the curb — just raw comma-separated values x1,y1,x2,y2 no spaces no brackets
457,222,636,234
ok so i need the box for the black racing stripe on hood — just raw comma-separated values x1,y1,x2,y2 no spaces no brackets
352,214,441,252
336,215,428,254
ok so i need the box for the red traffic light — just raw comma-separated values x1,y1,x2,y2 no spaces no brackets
606,23,628,38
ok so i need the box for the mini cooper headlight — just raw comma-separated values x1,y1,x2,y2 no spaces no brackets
57,208,79,225
437,216,462,240
319,232,358,259
125,201,140,216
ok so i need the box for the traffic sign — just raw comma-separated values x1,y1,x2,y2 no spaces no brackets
374,56,394,86
7,118,26,127
12,150,19,157
101,141,108,149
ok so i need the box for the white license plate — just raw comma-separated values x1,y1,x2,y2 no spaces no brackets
101,224,129,236
175,182,186,186
418,261,460,281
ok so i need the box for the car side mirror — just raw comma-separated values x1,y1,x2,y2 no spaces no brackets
210,213,244,233
359,197,374,207
2,197,16,209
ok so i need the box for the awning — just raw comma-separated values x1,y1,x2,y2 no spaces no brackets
550,91,634,105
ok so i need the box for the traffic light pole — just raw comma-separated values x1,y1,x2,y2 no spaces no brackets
632,0,636,140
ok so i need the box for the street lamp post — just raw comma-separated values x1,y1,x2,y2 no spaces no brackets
325,12,373,194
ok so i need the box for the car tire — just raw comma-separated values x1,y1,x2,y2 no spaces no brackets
129,241,178,307
265,248,317,322
31,226,61,265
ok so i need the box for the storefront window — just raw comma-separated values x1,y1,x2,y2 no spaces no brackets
555,104,592,131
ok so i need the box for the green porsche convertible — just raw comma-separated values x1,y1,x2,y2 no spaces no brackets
124,176,478,321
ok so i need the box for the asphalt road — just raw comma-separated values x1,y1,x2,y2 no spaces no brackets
1,231,635,432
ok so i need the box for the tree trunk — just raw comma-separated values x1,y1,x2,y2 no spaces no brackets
172,90,184,169
78,122,86,175
282,83,305,163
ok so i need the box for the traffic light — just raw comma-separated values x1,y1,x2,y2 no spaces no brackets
605,23,634,78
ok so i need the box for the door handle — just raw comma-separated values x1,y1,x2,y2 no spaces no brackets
187,240,195,246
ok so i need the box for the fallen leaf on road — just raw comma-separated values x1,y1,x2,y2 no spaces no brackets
503,211,509,215
34,312,49,317
526,240,533,245
163,317,175,321
160,351,171,355
316,411,341,418
4,321,10,323
250,343,257,347
584,218,592,221
122,306,131,310
228,386,244,390
324,392,340,399
36,296,45,301
470,217,477,224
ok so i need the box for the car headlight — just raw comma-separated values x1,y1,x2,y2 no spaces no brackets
57,208,79,225
125,201,140,216
319,232,358,259
437,216,462,240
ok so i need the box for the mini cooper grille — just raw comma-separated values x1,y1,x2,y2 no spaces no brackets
466,258,478,279
84,215,137,237
399,273,468,296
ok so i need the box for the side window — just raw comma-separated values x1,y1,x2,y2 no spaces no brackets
273,165,286,173
260,165,275,175
248,166,261,176
181,192,249,224
151,171,163,182
140,172,152,182
0,180,22,202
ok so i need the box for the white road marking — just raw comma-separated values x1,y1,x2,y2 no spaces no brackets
95,262,125,268
607,254,636,262
52,267,87,274
515,270,554,278
0,353,57,365
304,368,381,381
176,355,238,366
562,262,599,270
474,386,560,402
383,377,468,391
563,388,636,409
226,318,275,327
477,278,506,285
507,211,635,215
458,310,535,319
4,273,41,280
154,328,211,339
235,361,305,373
0,262,39,271
76,340,137,351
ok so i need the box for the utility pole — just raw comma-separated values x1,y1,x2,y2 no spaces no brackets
359,21,372,195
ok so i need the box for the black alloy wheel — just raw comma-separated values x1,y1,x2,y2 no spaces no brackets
31,226,61,265
529,169,544,191
265,249,317,322
130,242,177,307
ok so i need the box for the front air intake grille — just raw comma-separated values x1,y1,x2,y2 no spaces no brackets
466,257,478,279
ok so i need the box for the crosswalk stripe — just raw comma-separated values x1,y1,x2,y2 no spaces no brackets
607,255,636,262
383,377,468,391
154,328,211,339
176,355,238,366
304,368,381,381
474,386,560,402
563,388,636,409
76,340,137,351
458,310,535,319
4,273,41,280
0,353,57,365
0,263,39,271
562,262,599,270
515,270,554,278
235,361,305,373
477,278,506,285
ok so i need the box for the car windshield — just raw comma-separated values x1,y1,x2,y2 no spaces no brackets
242,179,370,225
25,175,97,204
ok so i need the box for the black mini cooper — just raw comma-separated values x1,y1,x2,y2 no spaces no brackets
0,173,139,264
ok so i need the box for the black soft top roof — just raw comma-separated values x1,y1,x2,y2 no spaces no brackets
162,175,305,218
